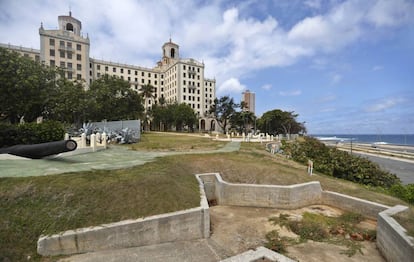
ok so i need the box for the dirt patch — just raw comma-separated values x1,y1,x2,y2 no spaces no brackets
209,205,385,262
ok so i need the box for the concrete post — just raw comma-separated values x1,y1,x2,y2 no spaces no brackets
64,133,70,140
81,133,86,148
102,132,107,149
90,134,97,152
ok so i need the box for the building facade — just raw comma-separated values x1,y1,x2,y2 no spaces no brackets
1,12,217,131
242,90,255,115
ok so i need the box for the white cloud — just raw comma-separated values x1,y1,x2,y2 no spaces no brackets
261,84,272,90
304,0,322,9
0,0,413,88
366,98,404,112
218,78,246,95
331,73,342,84
279,89,302,96
372,65,384,71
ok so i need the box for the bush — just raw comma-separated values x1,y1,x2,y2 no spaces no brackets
390,184,414,204
0,121,64,147
282,137,400,188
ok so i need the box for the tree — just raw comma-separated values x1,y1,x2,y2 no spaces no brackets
87,75,143,121
46,78,89,126
174,103,197,132
258,109,306,136
209,96,238,133
0,47,58,123
139,83,155,131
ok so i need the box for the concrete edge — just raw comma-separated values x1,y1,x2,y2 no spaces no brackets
377,205,414,261
220,246,296,262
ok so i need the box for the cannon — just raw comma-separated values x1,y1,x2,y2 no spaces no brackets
0,140,77,159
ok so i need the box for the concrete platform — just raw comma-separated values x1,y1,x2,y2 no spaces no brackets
0,142,240,177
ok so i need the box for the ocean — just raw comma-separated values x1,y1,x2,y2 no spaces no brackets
312,134,414,146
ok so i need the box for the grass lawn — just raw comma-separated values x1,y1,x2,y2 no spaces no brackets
0,132,411,261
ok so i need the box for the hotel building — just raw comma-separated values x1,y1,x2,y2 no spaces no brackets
1,12,217,131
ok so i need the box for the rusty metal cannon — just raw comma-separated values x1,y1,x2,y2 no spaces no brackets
0,139,77,159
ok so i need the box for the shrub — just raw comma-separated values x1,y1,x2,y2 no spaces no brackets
0,121,64,147
390,184,414,204
282,137,400,188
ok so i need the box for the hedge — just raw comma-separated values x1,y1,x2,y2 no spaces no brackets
0,121,65,147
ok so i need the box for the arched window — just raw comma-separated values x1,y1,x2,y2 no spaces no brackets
170,48,175,58
66,23,74,32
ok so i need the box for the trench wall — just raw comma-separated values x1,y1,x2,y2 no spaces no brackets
377,205,414,262
37,175,210,256
38,173,413,262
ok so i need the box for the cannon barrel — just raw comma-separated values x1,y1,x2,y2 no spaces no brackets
0,140,77,159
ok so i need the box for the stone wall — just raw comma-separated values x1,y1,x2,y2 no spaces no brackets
377,205,414,262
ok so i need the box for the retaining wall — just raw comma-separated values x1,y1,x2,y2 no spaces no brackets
38,172,413,262
377,205,414,262
37,175,210,256
321,191,389,220
197,173,322,209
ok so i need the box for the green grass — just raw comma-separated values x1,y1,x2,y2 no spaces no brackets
129,132,226,151
0,132,411,261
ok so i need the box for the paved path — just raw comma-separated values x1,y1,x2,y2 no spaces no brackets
0,142,240,177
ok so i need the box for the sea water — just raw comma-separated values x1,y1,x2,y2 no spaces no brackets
312,134,414,146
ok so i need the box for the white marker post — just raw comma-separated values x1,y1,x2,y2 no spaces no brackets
308,160,314,176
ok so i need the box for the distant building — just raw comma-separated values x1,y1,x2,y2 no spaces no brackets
1,12,217,131
242,90,255,115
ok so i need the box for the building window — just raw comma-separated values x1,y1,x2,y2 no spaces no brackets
49,49,55,56
77,54,81,61
121,76,124,80
128,77,131,81
67,52,72,59
141,72,144,76
121,68,124,73
97,72,101,78
113,67,116,72
183,95,186,100
50,60,55,67
67,42,72,49
49,38,55,46
148,72,151,77
60,51,65,58
77,74,81,80
77,44,81,51
60,61,65,68
155,80,157,85
141,79,144,84
67,62,72,69
77,64,81,70
161,81,164,85
197,68,200,73
60,40,65,47
183,73,186,77
128,69,131,74
105,66,108,71
68,72,72,79
135,78,137,82
183,65,186,70
161,74,164,79
148,80,151,84
155,74,157,78
97,65,100,70
183,80,186,85
135,71,138,75
35,55,40,62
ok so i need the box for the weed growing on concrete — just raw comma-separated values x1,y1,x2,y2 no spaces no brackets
266,211,376,257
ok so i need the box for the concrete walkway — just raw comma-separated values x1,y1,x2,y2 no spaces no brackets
0,141,240,177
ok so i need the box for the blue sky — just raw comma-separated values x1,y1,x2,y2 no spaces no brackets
0,0,413,134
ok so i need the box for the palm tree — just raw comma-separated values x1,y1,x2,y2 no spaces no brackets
139,84,155,131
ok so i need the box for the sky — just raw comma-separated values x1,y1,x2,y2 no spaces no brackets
0,0,413,134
